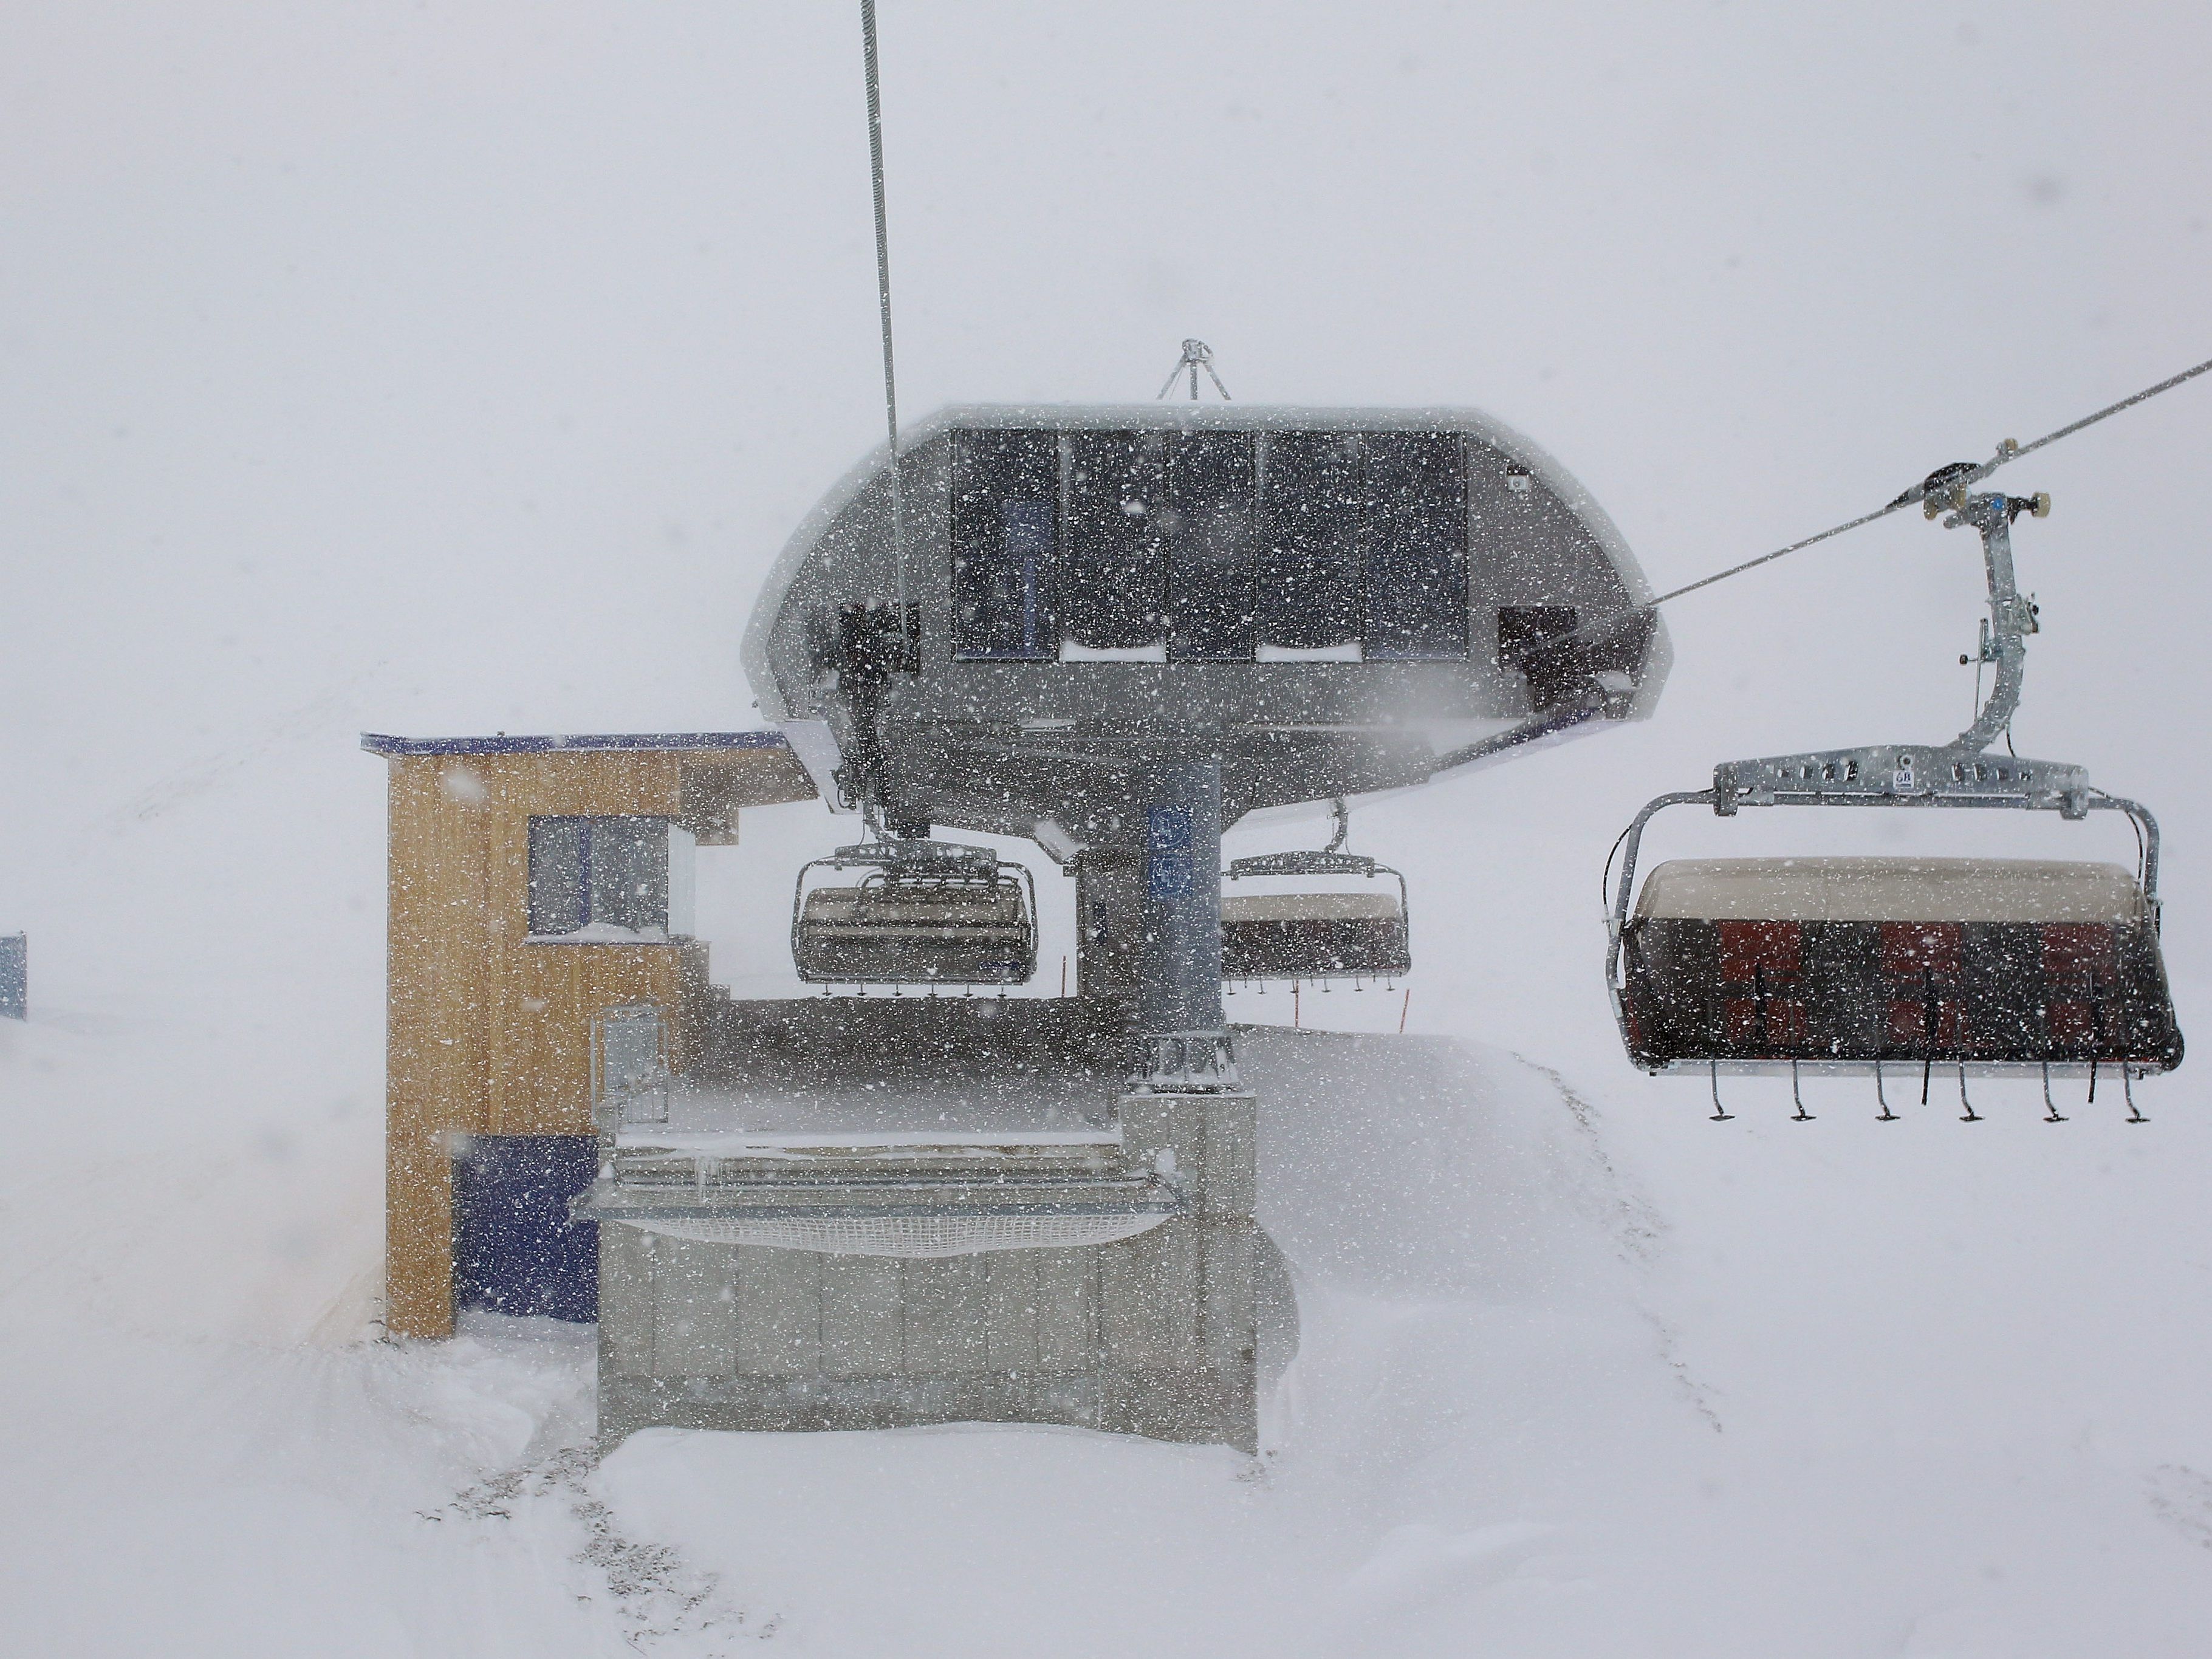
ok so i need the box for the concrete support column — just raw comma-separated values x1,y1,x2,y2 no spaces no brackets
1135,754,1236,1091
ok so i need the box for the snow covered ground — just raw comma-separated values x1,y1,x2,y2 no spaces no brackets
8,1015,2211,1656
6,3,2212,1654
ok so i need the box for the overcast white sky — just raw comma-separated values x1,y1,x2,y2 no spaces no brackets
3,0,2209,1055
7,12,2212,1654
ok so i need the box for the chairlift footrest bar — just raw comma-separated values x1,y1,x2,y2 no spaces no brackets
1645,1057,2173,1079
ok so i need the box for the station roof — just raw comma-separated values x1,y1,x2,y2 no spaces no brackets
359,731,792,758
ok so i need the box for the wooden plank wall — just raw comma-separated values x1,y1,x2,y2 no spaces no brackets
382,745,813,1338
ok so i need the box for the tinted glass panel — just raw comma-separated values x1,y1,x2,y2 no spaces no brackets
1256,432,1363,648
950,429,1057,659
1360,433,1469,659
1163,431,1257,662
1061,432,1167,649
527,816,585,935
587,817,669,933
529,816,671,934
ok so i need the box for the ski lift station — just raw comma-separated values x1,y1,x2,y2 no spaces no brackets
366,392,2191,1451
361,731,817,1336
366,400,1676,1451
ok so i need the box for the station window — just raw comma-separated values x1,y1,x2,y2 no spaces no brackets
526,816,695,941
952,426,1470,664
1360,433,1470,660
1256,432,1363,649
1062,431,1170,650
951,429,1058,660
1163,431,1258,662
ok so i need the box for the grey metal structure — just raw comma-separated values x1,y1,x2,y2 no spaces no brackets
1158,338,1231,402
1605,467,2180,1101
746,406,1668,832
744,402,1669,1073
578,401,1666,1454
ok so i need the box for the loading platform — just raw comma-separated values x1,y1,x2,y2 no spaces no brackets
578,997,1264,1452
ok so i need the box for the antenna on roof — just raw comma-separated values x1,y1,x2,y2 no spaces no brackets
1157,338,1231,402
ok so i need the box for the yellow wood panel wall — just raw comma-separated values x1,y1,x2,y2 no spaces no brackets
383,745,811,1338
385,756,495,1339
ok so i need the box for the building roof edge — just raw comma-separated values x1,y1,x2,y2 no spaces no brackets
359,731,792,758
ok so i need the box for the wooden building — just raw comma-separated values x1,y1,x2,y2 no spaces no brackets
361,731,816,1339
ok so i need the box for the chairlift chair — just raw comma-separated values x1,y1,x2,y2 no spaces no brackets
1616,855,2180,1076
1604,474,2183,1095
792,840,1038,986
1222,801,1412,983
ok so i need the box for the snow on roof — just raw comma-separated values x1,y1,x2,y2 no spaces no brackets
358,731,791,758
1635,857,2147,924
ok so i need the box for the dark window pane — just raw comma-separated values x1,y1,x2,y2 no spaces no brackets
1164,432,1257,662
587,818,669,933
1256,433,1363,648
1061,432,1167,650
950,429,1057,660
1361,433,1469,660
527,817,585,935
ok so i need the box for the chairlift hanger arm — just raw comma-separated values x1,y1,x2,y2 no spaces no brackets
1623,474,2157,853
2090,790,2162,915
1604,790,1716,1002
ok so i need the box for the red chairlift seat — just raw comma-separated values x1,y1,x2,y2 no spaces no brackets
1603,474,2185,1109
1617,857,2182,1074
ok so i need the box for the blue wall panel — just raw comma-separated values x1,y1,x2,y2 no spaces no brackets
453,1135,599,1322
0,935,23,1020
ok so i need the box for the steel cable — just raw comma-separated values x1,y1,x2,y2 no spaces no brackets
860,1,907,621
1528,353,2212,660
